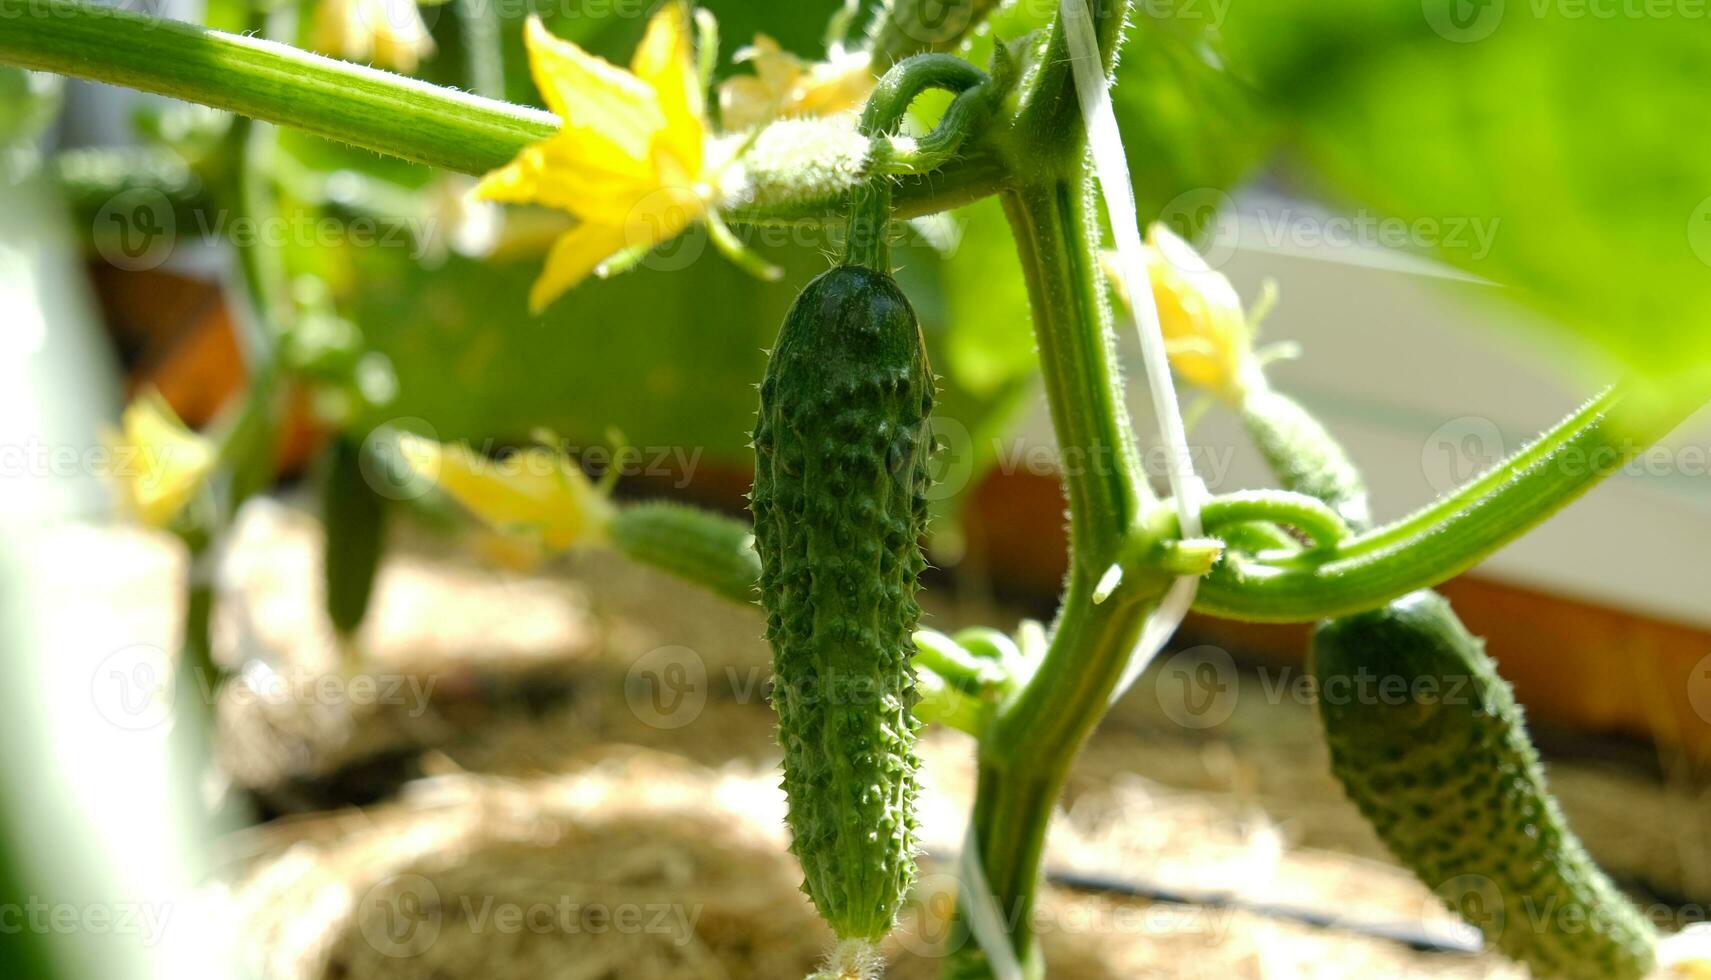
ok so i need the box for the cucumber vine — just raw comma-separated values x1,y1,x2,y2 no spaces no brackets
12,0,1705,977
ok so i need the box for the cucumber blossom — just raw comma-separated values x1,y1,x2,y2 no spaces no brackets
1311,591,1657,980
750,263,934,941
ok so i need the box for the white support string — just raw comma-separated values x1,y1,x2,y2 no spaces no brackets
1053,0,1207,705
954,823,1026,980
953,6,1211,975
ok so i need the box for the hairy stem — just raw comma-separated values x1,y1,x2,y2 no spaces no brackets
0,0,1004,223
941,172,1159,978
1196,386,1700,621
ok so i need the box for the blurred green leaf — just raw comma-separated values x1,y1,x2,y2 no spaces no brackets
1221,3,1711,401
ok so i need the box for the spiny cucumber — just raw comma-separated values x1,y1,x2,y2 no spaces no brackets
751,263,934,942
1239,385,1371,531
607,500,760,605
1311,590,1657,979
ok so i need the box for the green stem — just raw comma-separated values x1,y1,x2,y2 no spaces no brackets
0,0,555,174
845,54,988,268
1199,489,1350,549
454,0,506,102
1195,386,1698,622
0,1,1004,224
942,173,1159,978
1007,0,1130,177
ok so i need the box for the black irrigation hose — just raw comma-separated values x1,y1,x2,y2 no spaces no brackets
920,852,1483,956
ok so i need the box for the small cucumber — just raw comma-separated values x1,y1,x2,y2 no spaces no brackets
1311,590,1656,979
1239,386,1371,531
607,500,760,605
321,437,388,638
751,263,934,941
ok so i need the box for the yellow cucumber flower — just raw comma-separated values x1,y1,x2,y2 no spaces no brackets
1107,223,1255,402
475,9,717,313
397,435,613,551
311,0,436,75
718,35,875,131
106,393,216,530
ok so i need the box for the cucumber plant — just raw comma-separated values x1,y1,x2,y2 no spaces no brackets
20,0,1710,978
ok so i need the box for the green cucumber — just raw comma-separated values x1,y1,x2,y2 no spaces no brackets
321,436,388,638
1239,385,1371,531
607,500,761,605
750,262,934,941
1311,590,1657,979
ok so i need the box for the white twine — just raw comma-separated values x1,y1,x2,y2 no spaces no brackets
1052,0,1206,697
954,822,1026,980
953,4,1212,976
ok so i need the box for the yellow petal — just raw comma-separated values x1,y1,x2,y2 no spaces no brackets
629,4,705,178
522,16,663,164
1107,225,1253,400
791,50,875,118
109,394,216,529
369,0,435,74
474,136,657,226
529,223,632,313
717,75,779,132
399,436,612,551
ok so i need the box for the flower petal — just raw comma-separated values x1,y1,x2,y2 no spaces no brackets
529,223,632,312
522,16,663,164
628,4,704,176
473,135,657,226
